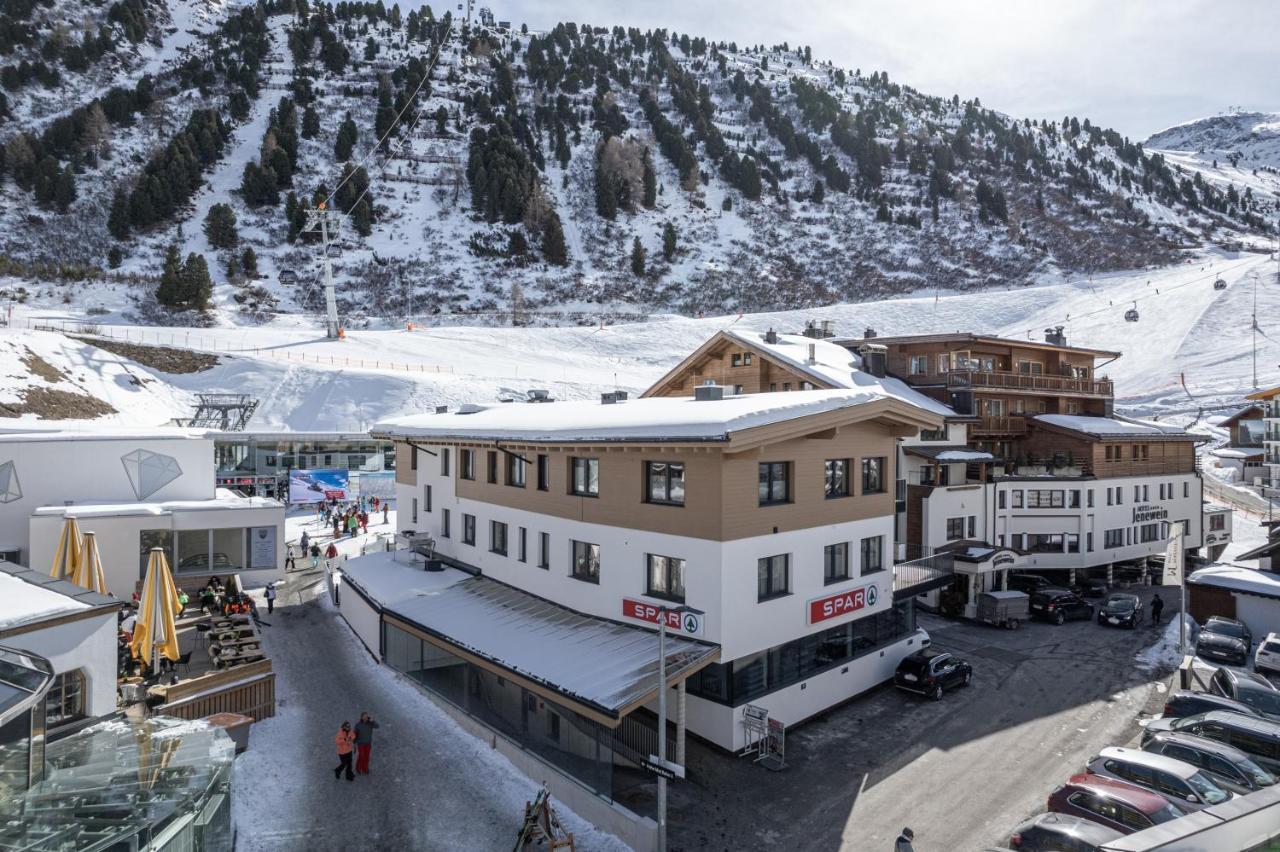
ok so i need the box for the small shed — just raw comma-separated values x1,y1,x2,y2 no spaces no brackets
1187,565,1280,641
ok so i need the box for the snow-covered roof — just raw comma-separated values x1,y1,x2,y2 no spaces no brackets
340,549,471,607
381,574,720,718
0,563,120,632
1216,405,1263,428
31,490,281,520
904,445,995,462
0,427,207,444
832,332,1120,358
1034,414,1199,440
1211,446,1265,459
375,388,939,444
1188,565,1280,600
721,330,958,419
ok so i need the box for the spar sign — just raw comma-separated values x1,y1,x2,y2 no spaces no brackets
808,584,879,624
622,598,703,636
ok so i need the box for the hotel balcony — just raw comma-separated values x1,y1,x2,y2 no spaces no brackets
973,415,1028,436
947,370,1113,397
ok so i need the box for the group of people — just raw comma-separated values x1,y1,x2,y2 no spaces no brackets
334,712,380,780
316,496,390,540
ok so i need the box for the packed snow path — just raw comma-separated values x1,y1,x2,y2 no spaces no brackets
230,582,630,851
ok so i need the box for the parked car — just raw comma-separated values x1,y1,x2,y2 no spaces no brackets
1096,593,1141,629
1008,812,1122,851
1210,666,1280,721
1257,633,1280,676
1047,772,1186,834
1142,711,1280,774
1074,577,1108,598
1161,689,1261,721
1142,730,1278,795
1030,589,1094,625
893,648,972,701
1085,746,1233,810
1008,573,1054,594
1196,616,1252,665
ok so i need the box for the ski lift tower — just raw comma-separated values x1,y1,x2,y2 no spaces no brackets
304,203,343,339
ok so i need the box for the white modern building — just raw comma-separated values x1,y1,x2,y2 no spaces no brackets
364,387,946,757
0,428,285,598
1248,384,1280,501
0,561,122,729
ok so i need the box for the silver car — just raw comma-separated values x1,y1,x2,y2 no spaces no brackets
1086,746,1233,811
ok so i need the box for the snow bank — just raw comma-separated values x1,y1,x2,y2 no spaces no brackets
1135,613,1198,672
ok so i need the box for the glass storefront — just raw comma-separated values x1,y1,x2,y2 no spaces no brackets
141,528,253,577
382,621,656,817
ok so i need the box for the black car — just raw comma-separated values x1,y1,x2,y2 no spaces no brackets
1197,630,1250,667
1205,616,1253,650
1161,689,1261,721
1211,667,1280,722
1142,711,1280,774
1143,730,1278,795
1030,589,1094,625
1074,577,1108,598
894,648,972,701
1009,573,1054,594
1009,812,1122,851
1097,593,1141,629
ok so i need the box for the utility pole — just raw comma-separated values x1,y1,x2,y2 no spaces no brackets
1253,271,1259,389
304,203,342,339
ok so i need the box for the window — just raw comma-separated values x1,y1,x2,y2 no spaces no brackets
506,453,526,487
998,490,1006,509
782,382,792,391
1025,490,1064,508
1088,489,1095,508
441,508,450,538
646,554,686,602
462,513,476,546
411,498,418,523
1066,534,1080,553
937,354,951,374
860,536,884,574
744,353,752,365
1140,523,1161,543
487,451,498,484
1087,532,1093,551
1209,513,1226,531
1107,488,1113,506
410,447,418,471
757,554,790,601
538,532,549,569
1069,490,1080,508
735,384,746,394
1012,490,1024,508
571,540,600,583
1104,529,1124,549
1017,360,1044,375
968,516,976,538
824,543,850,584
645,461,685,505
518,527,527,562
758,462,790,505
1183,482,1189,498
909,355,928,375
441,448,450,477
1026,533,1064,553
946,517,965,540
824,459,850,498
461,449,475,480
861,457,886,494
919,425,949,442
44,670,86,728
537,454,549,491
731,353,743,366
423,484,432,513
490,520,508,555
570,458,599,496
1133,485,1141,502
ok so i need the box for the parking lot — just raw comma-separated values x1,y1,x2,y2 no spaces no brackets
667,589,1180,851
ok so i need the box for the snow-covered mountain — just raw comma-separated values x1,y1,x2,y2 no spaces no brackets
1146,111,1280,167
0,0,1276,326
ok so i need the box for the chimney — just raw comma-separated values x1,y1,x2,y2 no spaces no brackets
435,405,448,414
600,391,629,405
859,344,888,378
802,320,824,340
864,327,877,339
1044,325,1067,346
694,383,725,402
808,342,817,364
764,328,778,344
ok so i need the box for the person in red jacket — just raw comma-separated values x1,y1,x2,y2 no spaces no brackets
333,722,356,781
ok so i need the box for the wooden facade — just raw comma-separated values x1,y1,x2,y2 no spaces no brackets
151,658,276,722
643,333,832,398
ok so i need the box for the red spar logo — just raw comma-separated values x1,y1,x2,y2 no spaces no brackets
808,584,879,624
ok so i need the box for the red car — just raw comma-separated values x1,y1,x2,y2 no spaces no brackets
1047,773,1186,834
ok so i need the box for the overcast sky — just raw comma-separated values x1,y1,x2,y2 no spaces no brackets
458,0,1278,140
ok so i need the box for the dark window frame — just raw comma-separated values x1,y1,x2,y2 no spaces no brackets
758,461,790,506
571,540,601,584
462,513,476,546
570,457,600,497
757,553,791,601
489,520,508,556
861,457,886,494
644,460,686,506
506,453,526,487
823,542,850,585
824,458,851,499
860,535,884,575
645,553,686,603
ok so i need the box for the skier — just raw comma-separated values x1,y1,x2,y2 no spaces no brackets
353,712,380,775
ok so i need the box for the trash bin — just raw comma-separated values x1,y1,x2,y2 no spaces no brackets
204,712,255,753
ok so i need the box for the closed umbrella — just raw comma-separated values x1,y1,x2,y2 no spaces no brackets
50,516,84,582
75,531,109,595
131,547,182,670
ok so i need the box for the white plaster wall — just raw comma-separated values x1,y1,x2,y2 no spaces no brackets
6,614,118,717
341,582,382,658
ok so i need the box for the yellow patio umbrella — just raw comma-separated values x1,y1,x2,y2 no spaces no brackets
74,531,110,595
131,547,182,670
49,516,84,582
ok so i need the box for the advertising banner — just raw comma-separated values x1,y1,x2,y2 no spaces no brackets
288,469,350,503
1163,521,1185,586
807,583,879,624
354,472,396,500
621,598,703,636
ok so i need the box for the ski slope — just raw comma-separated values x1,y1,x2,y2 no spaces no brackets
7,248,1276,432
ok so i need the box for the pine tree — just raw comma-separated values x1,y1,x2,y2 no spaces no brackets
302,105,320,139
181,253,213,310
52,166,76,213
107,186,130,240
875,201,891,222
204,203,239,249
335,114,358,161
241,246,258,277
435,105,448,135
156,243,184,307
508,229,528,256
812,179,825,203
662,221,677,261
542,212,568,265
107,246,123,268
642,151,657,208
352,198,373,236
630,236,645,276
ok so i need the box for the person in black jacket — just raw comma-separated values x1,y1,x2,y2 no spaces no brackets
894,827,915,852
353,712,380,774
1151,592,1165,626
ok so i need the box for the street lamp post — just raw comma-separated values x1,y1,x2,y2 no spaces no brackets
655,604,702,852
332,569,342,607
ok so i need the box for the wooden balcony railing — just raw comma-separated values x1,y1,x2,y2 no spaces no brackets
948,370,1113,397
150,658,276,722
974,415,1027,435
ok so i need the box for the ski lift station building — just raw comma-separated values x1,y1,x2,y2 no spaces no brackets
0,428,285,599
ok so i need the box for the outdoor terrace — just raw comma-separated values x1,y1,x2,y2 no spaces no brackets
947,369,1113,397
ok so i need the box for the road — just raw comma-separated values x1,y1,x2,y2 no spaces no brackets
666,590,1177,852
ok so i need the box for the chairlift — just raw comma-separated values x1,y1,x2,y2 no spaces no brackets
1213,278,1227,291
326,243,343,259
278,269,298,286
1124,303,1139,323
